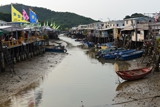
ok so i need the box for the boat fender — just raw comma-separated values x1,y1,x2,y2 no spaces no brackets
63,49,67,53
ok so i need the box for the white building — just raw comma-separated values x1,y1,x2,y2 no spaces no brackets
77,25,87,30
0,20,7,26
103,20,124,29
100,20,124,38
122,17,154,41
87,22,103,30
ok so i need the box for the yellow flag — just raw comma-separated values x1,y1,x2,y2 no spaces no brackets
11,5,28,23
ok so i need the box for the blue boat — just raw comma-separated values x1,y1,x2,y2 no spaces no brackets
95,47,123,58
83,42,94,48
104,49,136,60
119,50,143,60
45,46,67,53
95,42,114,49
104,53,118,59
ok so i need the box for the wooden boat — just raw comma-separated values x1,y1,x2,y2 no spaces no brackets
119,50,143,60
116,66,152,81
45,45,67,53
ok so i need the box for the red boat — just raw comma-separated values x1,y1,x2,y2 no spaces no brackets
116,66,153,81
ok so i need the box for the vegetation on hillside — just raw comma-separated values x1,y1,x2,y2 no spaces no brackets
0,12,11,22
124,13,147,19
0,3,97,30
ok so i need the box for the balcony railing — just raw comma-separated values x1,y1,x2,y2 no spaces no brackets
2,36,45,48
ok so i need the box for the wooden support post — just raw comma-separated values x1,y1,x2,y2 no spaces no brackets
1,52,5,72
154,55,160,72
0,39,5,72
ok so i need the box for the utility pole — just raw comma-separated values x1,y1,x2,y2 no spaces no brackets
131,20,137,48
135,27,137,48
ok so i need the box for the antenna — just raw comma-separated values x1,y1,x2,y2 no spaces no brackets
81,101,84,107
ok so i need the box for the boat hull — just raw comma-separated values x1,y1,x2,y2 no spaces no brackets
116,66,152,81
103,49,135,60
45,48,66,53
120,50,143,60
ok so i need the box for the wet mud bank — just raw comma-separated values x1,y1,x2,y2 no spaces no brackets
113,70,160,107
0,52,67,104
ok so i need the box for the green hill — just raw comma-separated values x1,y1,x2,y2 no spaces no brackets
0,3,97,30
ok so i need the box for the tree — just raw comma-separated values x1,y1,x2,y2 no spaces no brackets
124,13,146,19
124,15,131,19
131,13,145,18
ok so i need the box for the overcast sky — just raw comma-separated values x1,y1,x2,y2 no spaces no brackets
1,0,160,21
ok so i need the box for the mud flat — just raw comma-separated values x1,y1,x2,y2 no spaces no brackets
113,68,160,107
0,52,67,104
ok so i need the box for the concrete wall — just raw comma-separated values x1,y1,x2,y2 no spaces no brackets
131,30,144,41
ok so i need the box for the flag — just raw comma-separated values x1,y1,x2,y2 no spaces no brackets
29,9,38,23
39,23,41,27
43,22,45,26
22,9,29,21
54,25,57,29
52,22,56,29
56,25,60,29
154,12,159,22
46,21,48,26
52,24,56,29
50,22,52,26
11,5,28,23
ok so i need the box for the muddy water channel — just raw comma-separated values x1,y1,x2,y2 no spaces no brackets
1,35,160,107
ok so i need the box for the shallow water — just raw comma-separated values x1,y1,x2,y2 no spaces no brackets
0,35,144,107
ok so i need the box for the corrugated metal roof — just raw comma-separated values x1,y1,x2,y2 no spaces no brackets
0,26,24,31
0,26,12,29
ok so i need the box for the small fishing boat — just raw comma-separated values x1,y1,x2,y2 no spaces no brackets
95,42,114,49
83,41,94,48
95,47,123,59
119,50,143,60
103,49,135,60
45,45,67,53
116,66,152,81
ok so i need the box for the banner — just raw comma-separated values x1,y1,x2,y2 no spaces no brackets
56,25,60,29
11,5,28,23
50,22,52,26
29,9,38,23
46,21,48,26
22,9,29,21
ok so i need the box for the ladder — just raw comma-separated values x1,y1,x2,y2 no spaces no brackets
3,47,15,75
124,39,132,49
